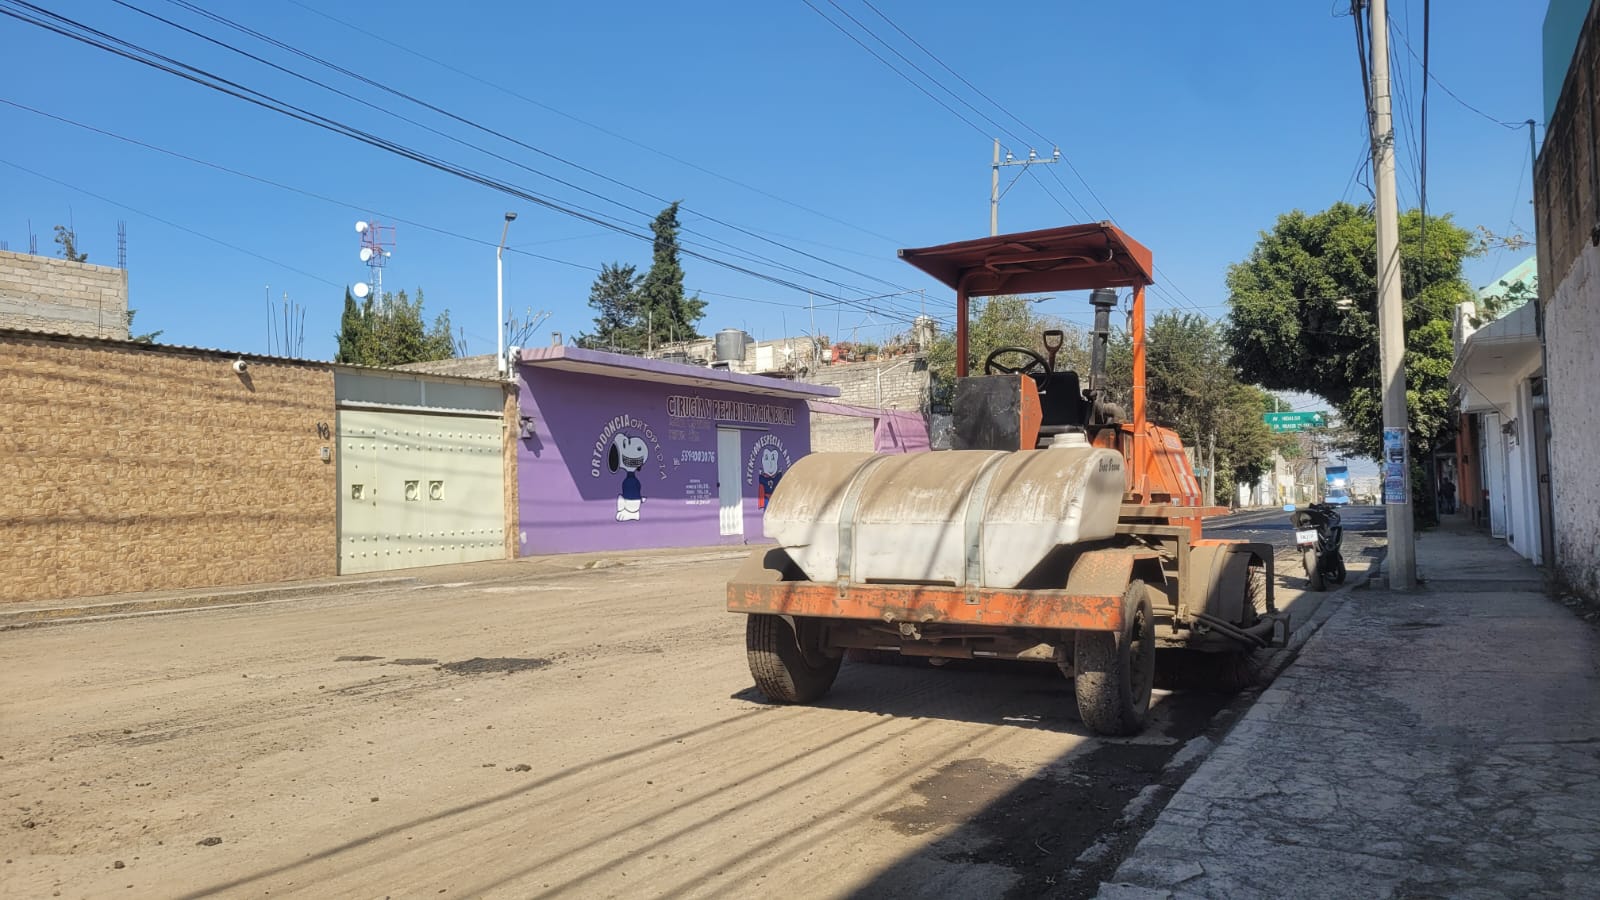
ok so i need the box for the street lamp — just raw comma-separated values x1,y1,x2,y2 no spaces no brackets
497,212,517,377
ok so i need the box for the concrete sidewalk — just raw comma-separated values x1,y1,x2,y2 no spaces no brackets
1100,519,1600,898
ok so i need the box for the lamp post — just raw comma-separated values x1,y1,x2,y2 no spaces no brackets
497,211,518,377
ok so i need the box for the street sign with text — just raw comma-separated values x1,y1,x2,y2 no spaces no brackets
1263,411,1328,432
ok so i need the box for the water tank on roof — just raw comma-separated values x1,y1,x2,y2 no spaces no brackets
714,329,749,363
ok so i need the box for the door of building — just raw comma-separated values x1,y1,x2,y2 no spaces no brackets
717,427,744,536
338,409,505,574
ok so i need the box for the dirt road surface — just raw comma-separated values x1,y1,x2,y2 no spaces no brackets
3,543,1341,899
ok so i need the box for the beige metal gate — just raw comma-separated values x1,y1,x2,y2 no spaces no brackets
338,408,504,574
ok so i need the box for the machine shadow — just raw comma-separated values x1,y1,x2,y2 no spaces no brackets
731,657,1232,738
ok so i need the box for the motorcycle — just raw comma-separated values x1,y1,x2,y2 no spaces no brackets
1286,503,1345,591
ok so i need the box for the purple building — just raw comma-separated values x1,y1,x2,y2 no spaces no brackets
515,346,839,555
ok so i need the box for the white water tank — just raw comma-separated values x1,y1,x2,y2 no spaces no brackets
764,440,1126,589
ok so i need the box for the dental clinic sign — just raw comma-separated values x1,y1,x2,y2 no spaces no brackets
666,395,796,426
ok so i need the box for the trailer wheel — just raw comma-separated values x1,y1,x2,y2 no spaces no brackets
1072,581,1155,736
746,614,841,704
1303,549,1326,592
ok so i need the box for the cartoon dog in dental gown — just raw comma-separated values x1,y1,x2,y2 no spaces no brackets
609,433,649,521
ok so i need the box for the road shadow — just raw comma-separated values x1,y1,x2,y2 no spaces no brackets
731,658,1232,739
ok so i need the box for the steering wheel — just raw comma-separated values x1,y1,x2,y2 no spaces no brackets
984,346,1050,376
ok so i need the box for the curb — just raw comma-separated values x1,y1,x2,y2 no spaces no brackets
0,577,417,631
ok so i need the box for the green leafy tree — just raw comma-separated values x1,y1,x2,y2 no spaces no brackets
334,289,366,363
1225,202,1476,461
1105,312,1281,500
580,262,645,350
52,224,87,262
636,203,706,346
922,295,1087,410
332,287,456,367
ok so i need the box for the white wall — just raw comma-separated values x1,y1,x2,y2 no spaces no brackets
1546,244,1600,593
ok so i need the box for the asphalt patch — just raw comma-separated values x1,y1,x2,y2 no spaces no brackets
335,655,383,662
440,657,551,676
387,658,439,666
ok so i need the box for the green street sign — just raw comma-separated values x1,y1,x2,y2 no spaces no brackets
1264,411,1328,433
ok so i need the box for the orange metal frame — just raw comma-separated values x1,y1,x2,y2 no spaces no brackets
897,224,1201,521
728,581,1127,633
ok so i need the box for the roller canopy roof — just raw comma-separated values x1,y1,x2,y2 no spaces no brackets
898,222,1154,296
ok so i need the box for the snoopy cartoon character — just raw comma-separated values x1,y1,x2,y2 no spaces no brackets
608,433,649,521
757,445,784,509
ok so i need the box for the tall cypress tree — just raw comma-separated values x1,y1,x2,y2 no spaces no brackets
636,202,706,345
334,288,366,363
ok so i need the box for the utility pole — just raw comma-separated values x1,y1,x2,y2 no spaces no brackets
496,212,517,377
990,138,1062,235
1367,0,1416,588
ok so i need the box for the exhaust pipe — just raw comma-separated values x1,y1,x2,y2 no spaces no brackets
1088,287,1118,395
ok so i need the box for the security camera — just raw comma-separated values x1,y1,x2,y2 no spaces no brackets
232,359,249,374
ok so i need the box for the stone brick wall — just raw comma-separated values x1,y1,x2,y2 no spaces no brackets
803,358,929,452
810,413,876,453
805,358,929,410
0,333,338,602
0,250,130,339
1536,1,1600,599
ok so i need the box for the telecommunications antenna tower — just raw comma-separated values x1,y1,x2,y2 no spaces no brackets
354,220,394,305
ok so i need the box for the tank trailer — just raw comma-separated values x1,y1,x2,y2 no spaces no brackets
727,223,1287,735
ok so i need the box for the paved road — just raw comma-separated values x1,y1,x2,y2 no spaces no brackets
1204,503,1388,627
3,519,1381,899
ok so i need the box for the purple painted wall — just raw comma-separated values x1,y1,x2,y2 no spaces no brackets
516,364,814,555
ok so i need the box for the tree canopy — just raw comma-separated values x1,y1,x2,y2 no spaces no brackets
922,295,1088,409
52,225,87,262
334,288,457,367
636,202,705,344
1106,312,1286,499
581,203,706,351
1224,202,1476,459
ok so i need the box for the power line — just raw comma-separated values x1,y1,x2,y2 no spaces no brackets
818,2,1210,315
0,2,925,326
4,98,947,337
1390,13,1524,129
858,0,1051,149
1,156,342,287
277,0,907,248
796,0,991,140
120,0,921,300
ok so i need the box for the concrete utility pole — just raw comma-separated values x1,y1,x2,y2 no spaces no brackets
1367,0,1416,588
990,138,1061,235
496,212,517,377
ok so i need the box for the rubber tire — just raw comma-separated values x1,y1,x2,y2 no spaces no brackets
1303,549,1326,592
1327,554,1347,586
1073,581,1156,736
746,614,841,704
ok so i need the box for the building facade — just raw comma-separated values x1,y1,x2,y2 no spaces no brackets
514,346,837,556
1535,0,1600,595
0,249,129,339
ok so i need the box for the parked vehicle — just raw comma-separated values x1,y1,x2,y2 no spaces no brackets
1323,465,1352,506
727,223,1289,737
1288,502,1345,591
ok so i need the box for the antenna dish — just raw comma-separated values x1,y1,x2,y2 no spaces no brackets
355,221,369,234
359,247,373,262
352,282,370,299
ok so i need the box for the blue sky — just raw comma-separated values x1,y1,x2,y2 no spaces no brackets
1,0,1544,364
